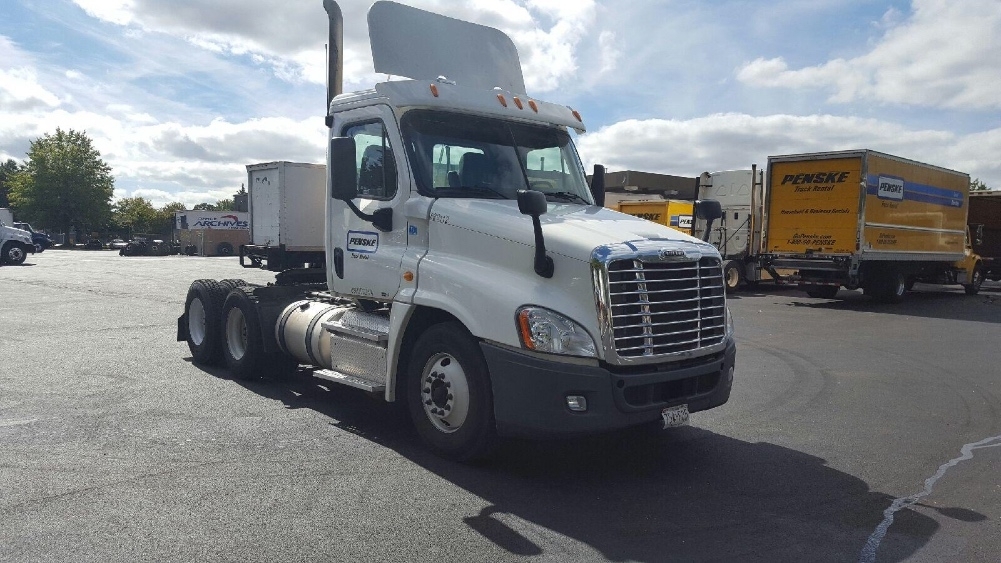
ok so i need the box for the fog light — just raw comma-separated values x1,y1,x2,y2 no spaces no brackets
566,395,587,412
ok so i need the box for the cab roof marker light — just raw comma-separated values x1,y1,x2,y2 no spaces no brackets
429,83,439,97
496,94,508,107
513,96,523,109
528,99,538,113
571,108,582,122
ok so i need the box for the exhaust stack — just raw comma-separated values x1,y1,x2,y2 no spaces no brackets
323,0,343,128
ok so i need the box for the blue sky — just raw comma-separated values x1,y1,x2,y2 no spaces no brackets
0,0,998,207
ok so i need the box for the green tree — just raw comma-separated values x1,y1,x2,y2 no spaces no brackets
155,201,186,234
971,178,991,191
214,198,235,211
0,158,19,207
7,129,114,235
112,197,158,237
193,202,217,211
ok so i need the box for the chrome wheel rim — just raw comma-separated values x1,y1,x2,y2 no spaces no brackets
420,353,470,434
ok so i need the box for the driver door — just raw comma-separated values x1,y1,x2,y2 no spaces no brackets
328,104,410,302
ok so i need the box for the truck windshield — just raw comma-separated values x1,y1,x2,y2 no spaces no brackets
400,110,593,204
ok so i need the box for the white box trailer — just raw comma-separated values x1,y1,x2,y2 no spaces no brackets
242,162,326,275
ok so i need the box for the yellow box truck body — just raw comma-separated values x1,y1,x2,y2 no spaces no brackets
761,150,982,301
614,200,694,235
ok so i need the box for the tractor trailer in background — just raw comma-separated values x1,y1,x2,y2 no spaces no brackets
760,150,982,302
177,0,734,460
693,167,788,291
968,190,1001,282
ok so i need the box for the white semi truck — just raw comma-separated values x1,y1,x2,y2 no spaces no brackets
177,0,736,460
694,167,786,290
0,208,34,265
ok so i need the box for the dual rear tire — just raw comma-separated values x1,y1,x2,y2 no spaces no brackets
184,279,296,380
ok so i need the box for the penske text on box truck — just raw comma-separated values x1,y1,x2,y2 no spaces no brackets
761,150,982,301
614,200,694,234
175,0,734,461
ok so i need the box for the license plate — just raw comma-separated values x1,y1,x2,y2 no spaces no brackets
661,404,690,429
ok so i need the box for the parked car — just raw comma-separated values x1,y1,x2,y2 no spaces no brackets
13,222,53,253
108,239,128,250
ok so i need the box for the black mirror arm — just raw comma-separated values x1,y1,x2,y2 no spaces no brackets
531,215,555,278
345,199,393,232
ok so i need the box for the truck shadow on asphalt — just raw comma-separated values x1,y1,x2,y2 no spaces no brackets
187,360,975,563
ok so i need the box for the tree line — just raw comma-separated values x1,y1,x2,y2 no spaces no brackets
0,128,241,240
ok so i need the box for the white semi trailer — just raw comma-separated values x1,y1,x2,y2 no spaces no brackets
177,0,736,460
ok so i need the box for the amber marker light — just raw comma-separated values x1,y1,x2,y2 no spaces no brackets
496,94,507,107
528,99,538,113
513,96,523,109
430,84,439,97
403,271,414,282
571,109,582,122
517,309,536,350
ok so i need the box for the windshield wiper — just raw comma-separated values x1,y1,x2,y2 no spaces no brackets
544,191,590,204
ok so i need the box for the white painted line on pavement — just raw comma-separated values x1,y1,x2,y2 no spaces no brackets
859,434,1001,563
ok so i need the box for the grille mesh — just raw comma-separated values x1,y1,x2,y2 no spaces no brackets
607,257,725,357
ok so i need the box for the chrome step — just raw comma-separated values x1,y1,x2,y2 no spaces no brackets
313,368,386,393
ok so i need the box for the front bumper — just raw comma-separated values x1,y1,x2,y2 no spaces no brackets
482,339,736,438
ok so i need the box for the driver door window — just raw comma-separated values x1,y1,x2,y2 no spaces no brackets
344,121,398,200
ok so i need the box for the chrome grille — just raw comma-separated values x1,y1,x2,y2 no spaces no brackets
606,257,725,357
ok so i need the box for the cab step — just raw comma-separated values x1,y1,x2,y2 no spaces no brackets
313,368,386,393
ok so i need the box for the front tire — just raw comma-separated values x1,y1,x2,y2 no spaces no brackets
184,279,228,365
964,265,983,295
723,260,743,291
2,242,27,265
407,322,496,461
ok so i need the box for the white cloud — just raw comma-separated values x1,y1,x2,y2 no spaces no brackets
69,0,596,94
576,113,1001,188
737,0,1001,109
0,67,61,111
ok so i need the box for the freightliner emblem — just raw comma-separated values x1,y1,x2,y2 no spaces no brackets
658,248,703,261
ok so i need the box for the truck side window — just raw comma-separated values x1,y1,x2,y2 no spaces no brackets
343,121,398,200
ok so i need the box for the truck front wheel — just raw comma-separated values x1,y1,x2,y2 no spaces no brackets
2,242,27,265
723,261,743,291
407,323,496,461
184,279,228,365
964,265,983,295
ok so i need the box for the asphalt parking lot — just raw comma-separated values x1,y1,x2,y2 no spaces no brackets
2,250,1000,562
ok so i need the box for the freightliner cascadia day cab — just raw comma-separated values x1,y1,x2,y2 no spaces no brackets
760,150,982,302
177,0,736,460
694,167,790,291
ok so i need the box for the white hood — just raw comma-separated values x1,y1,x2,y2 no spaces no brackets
428,199,717,262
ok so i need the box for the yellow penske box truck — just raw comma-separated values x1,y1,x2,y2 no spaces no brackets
614,200,694,234
760,150,983,302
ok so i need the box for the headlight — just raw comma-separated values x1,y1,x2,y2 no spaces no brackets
516,306,597,357
725,307,735,339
